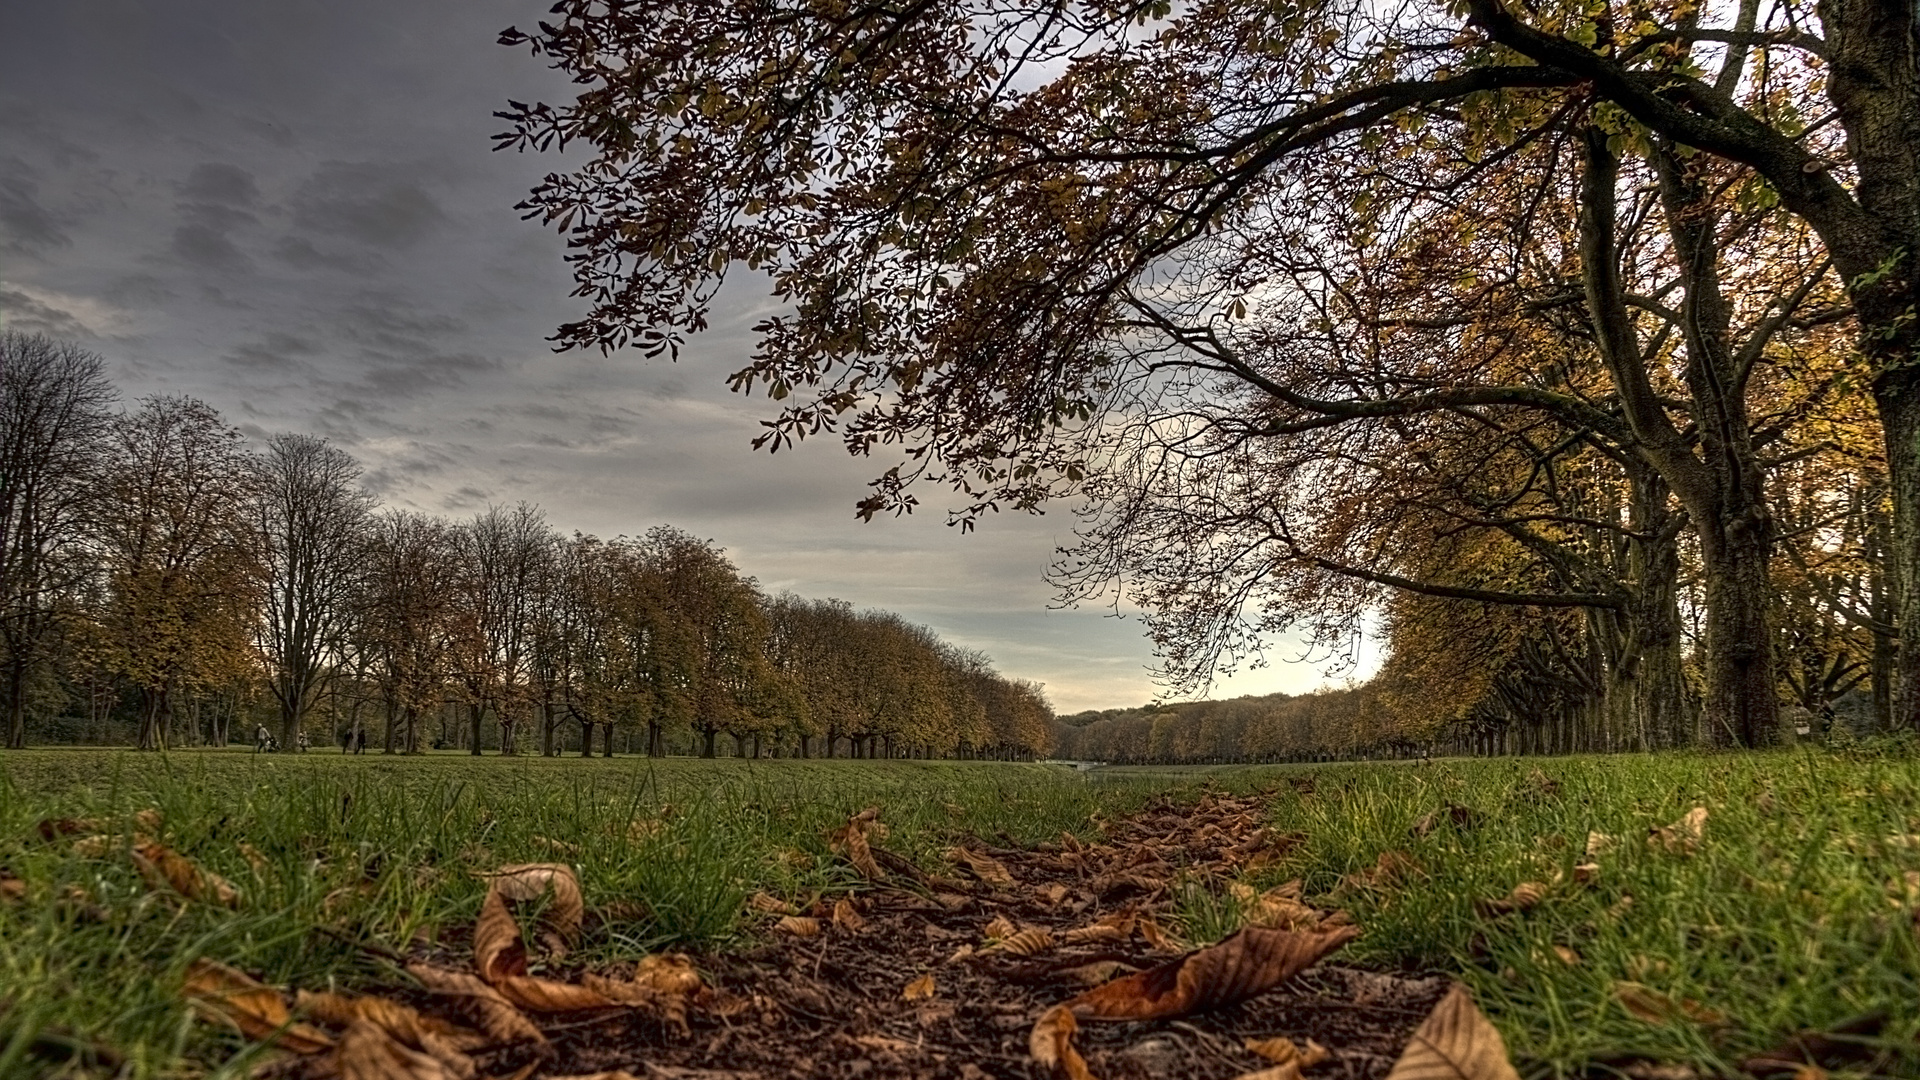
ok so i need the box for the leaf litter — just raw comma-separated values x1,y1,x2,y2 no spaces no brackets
162,789,1501,1079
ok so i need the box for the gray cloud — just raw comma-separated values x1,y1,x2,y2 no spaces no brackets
0,158,69,252
179,163,259,207
291,161,445,249
0,284,90,338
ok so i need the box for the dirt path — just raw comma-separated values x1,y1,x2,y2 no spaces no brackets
460,789,1451,1080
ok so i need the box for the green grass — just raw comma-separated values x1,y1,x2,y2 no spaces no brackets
1166,750,1920,1077
0,751,1204,1078
2,747,1916,1078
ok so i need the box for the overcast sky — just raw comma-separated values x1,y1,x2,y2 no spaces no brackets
0,0,1371,713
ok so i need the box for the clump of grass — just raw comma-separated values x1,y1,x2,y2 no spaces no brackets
0,752,1201,1076
1209,751,1920,1077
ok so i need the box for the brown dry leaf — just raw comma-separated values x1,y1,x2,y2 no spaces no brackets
1573,862,1601,885
776,915,821,937
949,847,1015,887
482,863,584,948
295,991,482,1075
747,891,795,916
994,927,1056,956
1067,925,1360,1021
902,974,936,1000
983,914,1017,941
1478,881,1549,916
533,835,581,856
832,897,868,932
1649,808,1709,855
0,870,23,903
1342,850,1422,893
1057,960,1134,988
1586,832,1616,858
491,974,618,1015
1552,946,1582,967
1411,804,1478,837
326,1019,462,1080
36,816,105,841
1526,769,1562,797
1137,915,1184,952
238,842,270,878
945,943,976,964
183,958,334,1054
472,887,528,983
1243,1036,1329,1067
407,964,546,1046
1384,982,1520,1080
1038,882,1071,906
1243,889,1332,932
1063,909,1136,944
578,954,705,1034
1030,1003,1097,1080
1615,982,1726,1027
828,809,885,881
133,842,240,907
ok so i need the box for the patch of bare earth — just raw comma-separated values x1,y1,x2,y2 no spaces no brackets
186,790,1475,1079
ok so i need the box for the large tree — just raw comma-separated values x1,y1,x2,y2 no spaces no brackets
249,433,375,748
0,332,115,748
499,0,1919,739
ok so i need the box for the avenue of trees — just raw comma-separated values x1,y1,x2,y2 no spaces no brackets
496,0,1917,751
0,331,1053,758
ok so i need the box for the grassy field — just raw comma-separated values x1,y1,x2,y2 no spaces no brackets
2,746,1916,1077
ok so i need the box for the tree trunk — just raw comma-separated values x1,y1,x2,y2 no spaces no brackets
1880,374,1920,731
701,727,717,758
580,717,595,757
469,700,485,755
541,700,556,756
4,656,26,749
647,720,664,757
602,722,615,757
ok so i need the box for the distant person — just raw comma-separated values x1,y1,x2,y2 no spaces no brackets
296,730,311,753
253,724,271,753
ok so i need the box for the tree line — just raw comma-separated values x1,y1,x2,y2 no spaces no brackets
0,331,1054,757
492,0,1917,751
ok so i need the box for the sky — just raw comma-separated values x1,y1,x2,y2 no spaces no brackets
0,0,1372,713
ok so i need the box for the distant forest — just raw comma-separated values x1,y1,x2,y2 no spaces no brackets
0,331,1052,758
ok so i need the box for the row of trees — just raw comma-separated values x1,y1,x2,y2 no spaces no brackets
0,331,1053,757
495,0,1920,751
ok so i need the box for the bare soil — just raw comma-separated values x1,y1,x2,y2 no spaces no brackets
461,790,1452,1079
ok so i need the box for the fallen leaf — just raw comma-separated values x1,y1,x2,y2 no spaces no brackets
294,991,483,1076
238,842,270,877
828,810,885,881
776,915,821,937
994,927,1056,956
482,863,584,950
1586,832,1616,858
1573,862,1601,884
832,897,868,932
984,914,1017,941
1526,769,1561,797
946,944,975,964
0,871,22,903
1243,888,1335,932
1245,1035,1329,1066
1411,804,1478,837
490,974,619,1015
407,964,547,1046
1478,881,1549,916
579,954,706,1033
902,974,936,1000
329,1018,463,1080
1038,882,1071,905
1030,1004,1097,1080
950,847,1015,886
1385,982,1520,1080
1063,910,1136,944
1615,982,1726,1027
184,958,334,1054
1552,946,1581,967
133,842,240,907
1056,960,1134,987
1137,915,1184,952
1067,925,1359,1021
1649,808,1708,855
472,888,528,984
747,891,795,915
